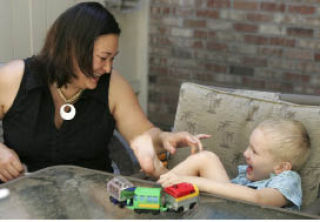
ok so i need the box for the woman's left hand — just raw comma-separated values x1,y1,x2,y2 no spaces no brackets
131,129,210,178
159,132,211,154
131,131,167,177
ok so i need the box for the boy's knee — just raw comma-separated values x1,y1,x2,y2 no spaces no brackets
202,150,220,162
190,150,219,162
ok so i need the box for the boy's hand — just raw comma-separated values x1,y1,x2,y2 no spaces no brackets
157,171,184,187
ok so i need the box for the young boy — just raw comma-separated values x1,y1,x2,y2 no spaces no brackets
157,119,310,210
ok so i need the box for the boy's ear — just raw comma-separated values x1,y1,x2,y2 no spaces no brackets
274,162,292,174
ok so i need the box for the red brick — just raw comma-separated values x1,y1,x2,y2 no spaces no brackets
184,19,207,28
158,27,169,35
260,2,286,12
242,77,266,88
168,68,192,79
150,66,168,75
284,72,310,83
208,31,216,38
150,7,161,15
234,1,259,10
258,47,283,57
150,36,172,46
150,6,175,16
284,49,313,60
242,57,267,67
175,8,195,17
192,72,215,82
192,41,204,49
234,23,258,33
230,66,254,76
269,37,296,47
149,57,167,66
246,13,273,22
266,81,293,92
244,35,268,45
194,30,208,39
313,88,320,95
288,5,316,15
207,41,228,51
207,0,231,8
204,63,228,73
314,53,320,62
196,9,219,19
287,27,314,38
194,0,208,8
162,7,171,15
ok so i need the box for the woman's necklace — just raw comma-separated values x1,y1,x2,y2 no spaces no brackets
57,88,84,120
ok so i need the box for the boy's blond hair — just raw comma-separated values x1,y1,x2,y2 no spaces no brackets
257,119,310,171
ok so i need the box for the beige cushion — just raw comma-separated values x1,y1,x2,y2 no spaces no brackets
170,82,320,207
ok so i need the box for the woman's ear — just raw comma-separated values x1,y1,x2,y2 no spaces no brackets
274,162,292,174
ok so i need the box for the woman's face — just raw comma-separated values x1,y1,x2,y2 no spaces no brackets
73,34,119,90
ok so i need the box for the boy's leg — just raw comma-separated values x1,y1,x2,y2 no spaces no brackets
170,151,230,182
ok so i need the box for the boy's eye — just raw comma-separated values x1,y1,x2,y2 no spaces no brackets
100,57,107,61
249,146,256,154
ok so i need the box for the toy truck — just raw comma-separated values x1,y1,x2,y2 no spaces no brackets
163,182,199,213
107,176,199,214
107,176,136,208
127,187,167,214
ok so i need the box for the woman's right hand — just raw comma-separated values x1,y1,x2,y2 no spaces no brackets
0,143,24,182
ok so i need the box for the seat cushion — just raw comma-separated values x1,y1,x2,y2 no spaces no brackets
170,82,320,207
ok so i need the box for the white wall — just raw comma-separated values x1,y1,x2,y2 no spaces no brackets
112,0,149,111
0,0,149,111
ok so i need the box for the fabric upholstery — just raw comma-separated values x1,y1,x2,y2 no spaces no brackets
170,82,320,207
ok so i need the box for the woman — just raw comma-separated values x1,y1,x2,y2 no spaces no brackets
0,2,207,182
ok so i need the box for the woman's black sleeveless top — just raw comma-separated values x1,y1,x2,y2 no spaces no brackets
3,58,115,172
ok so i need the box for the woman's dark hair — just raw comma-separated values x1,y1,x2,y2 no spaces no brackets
34,2,121,87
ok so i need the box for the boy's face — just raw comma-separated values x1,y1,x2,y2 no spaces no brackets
243,128,280,181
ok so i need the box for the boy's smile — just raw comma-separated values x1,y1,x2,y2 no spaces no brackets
243,128,280,181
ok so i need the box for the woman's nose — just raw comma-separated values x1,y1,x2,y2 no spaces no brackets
103,61,112,73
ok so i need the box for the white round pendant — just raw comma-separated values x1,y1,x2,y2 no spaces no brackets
60,103,76,120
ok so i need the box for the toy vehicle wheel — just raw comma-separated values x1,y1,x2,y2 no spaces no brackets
119,202,126,208
189,202,196,210
134,209,143,214
109,196,115,204
177,207,184,213
152,210,160,215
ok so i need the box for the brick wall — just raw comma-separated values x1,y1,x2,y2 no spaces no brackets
148,0,320,129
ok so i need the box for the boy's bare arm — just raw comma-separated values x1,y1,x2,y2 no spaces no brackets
178,176,288,207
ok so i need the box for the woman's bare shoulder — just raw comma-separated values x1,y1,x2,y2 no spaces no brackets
0,60,25,83
0,60,25,118
108,69,139,115
109,69,128,84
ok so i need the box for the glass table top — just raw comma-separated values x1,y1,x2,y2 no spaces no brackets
0,165,317,219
